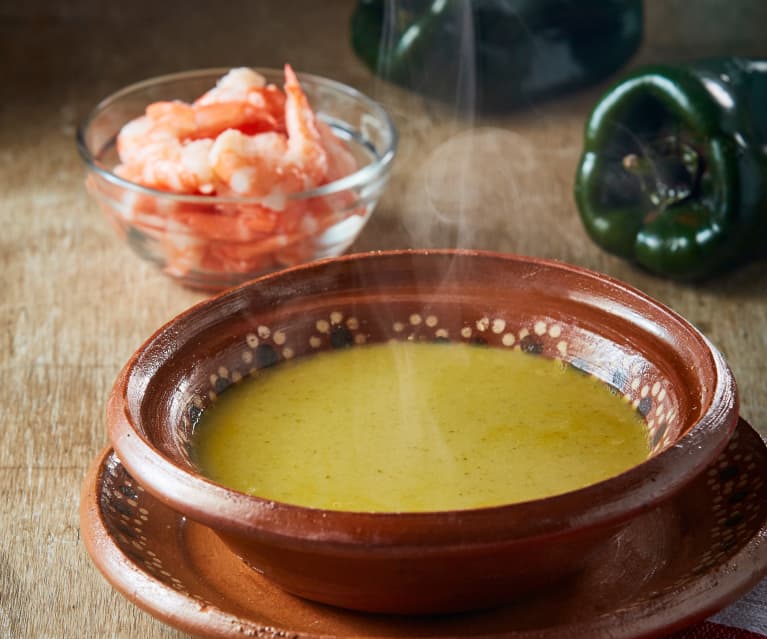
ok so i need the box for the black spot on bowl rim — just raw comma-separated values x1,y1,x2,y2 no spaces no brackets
724,513,744,527
112,500,134,517
719,465,739,482
729,489,749,504
118,484,139,500
520,335,544,354
330,326,354,348
638,396,652,417
213,377,231,394
255,343,279,368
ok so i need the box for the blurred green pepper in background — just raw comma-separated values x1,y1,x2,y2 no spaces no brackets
351,0,643,112
575,58,767,280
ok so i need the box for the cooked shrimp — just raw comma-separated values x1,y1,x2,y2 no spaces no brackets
114,65,362,277
117,100,276,194
209,64,328,208
194,68,267,105
195,67,286,133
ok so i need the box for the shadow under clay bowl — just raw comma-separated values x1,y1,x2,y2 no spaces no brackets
106,250,739,614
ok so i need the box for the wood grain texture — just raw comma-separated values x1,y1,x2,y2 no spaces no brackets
1,1,765,637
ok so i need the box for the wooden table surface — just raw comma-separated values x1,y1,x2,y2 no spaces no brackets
2,1,766,637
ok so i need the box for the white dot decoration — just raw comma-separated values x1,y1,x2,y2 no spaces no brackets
631,378,641,391
330,311,343,325
354,334,367,345
490,318,506,334
316,320,330,334
241,350,253,364
658,388,667,402
548,325,562,338
282,347,295,359
209,374,218,386
231,371,242,383
518,327,529,339
346,317,359,330
435,328,449,339
557,340,567,356
476,317,490,332
426,315,438,328
309,336,322,348
652,382,661,396
246,333,259,348
409,314,422,326
461,327,472,339
534,321,547,336
273,330,286,345
502,333,515,347
257,325,271,339
393,322,405,333
217,366,228,378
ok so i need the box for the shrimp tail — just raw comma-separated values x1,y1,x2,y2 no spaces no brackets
284,64,328,186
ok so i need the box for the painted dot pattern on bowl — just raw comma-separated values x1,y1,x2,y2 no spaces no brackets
100,454,217,609
97,423,767,627
177,308,679,461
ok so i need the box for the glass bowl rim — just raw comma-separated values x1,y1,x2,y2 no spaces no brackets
76,66,399,204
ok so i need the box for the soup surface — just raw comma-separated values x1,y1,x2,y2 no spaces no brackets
193,341,649,511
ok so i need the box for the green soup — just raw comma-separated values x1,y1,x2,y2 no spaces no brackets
192,341,649,511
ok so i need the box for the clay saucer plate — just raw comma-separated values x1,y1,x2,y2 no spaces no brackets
81,419,767,639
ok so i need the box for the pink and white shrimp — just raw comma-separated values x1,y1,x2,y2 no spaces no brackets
209,64,328,209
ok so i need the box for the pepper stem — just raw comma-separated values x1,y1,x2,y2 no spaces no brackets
622,136,702,215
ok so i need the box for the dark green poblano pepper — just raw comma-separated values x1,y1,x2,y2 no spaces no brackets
351,0,643,112
575,58,767,280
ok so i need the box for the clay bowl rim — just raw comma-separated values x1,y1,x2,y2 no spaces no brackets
107,249,739,551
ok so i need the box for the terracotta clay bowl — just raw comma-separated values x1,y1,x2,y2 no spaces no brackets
106,249,739,615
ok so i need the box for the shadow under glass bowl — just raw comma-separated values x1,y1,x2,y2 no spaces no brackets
77,68,398,291
105,249,739,614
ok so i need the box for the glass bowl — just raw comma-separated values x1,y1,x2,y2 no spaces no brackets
77,68,397,290
104,250,739,614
